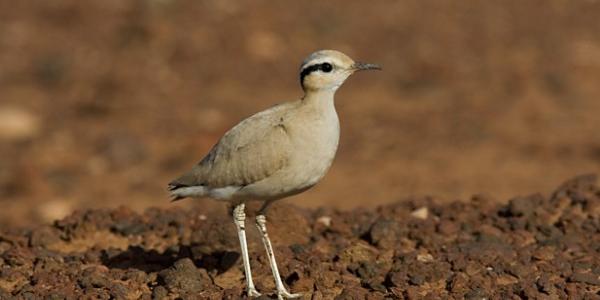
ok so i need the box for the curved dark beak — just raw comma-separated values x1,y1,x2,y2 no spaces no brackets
352,62,381,71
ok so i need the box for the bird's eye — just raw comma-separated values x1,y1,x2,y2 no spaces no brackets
321,63,333,73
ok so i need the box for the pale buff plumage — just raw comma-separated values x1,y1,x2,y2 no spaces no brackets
168,50,379,299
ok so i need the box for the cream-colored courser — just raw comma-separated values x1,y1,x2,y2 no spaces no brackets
168,50,379,299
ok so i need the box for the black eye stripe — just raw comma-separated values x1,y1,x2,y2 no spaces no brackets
300,64,321,82
300,62,334,84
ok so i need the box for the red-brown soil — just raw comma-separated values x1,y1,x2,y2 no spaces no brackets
1,174,599,299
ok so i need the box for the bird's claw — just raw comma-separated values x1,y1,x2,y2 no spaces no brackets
247,288,262,297
277,290,302,299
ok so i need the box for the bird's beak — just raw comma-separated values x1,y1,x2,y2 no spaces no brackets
351,62,382,71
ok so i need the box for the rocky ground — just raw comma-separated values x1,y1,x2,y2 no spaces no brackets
1,174,599,299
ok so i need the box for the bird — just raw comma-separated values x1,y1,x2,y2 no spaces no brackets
168,49,380,299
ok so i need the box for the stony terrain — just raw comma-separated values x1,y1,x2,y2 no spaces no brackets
1,174,599,299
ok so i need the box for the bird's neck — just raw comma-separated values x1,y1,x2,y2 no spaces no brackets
302,89,336,106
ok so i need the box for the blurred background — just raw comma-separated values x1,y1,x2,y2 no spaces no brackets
1,0,599,228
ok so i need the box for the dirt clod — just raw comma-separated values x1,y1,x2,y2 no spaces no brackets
0,175,599,298
158,258,210,295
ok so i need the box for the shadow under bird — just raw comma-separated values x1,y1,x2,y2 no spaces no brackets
168,49,380,299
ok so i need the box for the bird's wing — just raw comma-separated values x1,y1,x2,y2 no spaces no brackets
169,103,292,189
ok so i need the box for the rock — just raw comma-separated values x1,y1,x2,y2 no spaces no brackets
438,219,459,235
108,282,130,299
495,274,519,286
0,287,10,299
416,253,434,263
552,174,597,201
335,287,367,300
151,286,168,300
410,207,429,220
110,213,147,236
337,241,378,265
0,106,40,141
532,246,555,261
368,219,400,248
158,258,210,294
569,272,600,285
78,268,109,289
28,227,60,248
505,195,541,217
316,216,332,227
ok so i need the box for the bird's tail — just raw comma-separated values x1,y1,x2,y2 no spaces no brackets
168,182,207,202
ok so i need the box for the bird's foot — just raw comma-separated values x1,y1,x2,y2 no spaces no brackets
276,289,302,299
247,287,262,297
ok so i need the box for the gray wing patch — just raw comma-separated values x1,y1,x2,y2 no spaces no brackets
169,105,292,189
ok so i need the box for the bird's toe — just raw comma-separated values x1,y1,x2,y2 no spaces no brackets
278,290,302,299
247,288,262,297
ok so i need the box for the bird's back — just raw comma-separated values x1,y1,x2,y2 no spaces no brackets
169,101,298,199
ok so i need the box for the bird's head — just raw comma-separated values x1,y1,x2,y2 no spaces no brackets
299,50,380,92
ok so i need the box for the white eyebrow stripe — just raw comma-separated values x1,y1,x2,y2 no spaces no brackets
300,56,345,71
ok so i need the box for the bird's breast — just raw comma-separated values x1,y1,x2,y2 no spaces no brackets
286,103,340,187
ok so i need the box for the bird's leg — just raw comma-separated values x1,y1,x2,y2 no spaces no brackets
232,203,261,297
255,213,302,299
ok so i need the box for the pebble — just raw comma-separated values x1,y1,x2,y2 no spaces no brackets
410,207,429,220
0,106,40,140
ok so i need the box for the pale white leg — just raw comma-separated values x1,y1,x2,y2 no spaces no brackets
233,203,261,297
255,214,302,299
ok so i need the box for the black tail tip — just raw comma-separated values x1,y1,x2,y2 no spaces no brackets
170,194,186,202
168,183,184,191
